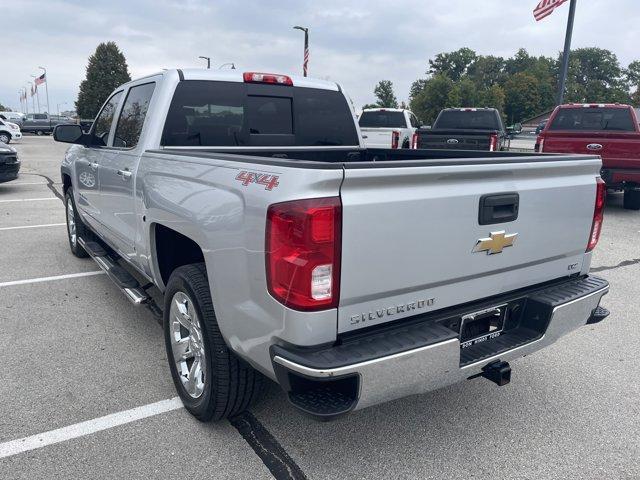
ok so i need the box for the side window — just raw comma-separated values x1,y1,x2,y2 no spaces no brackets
113,82,156,148
410,114,419,128
92,91,123,146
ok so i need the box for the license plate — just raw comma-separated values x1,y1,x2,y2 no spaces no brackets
459,304,507,349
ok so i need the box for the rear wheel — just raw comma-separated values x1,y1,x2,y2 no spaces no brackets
0,132,10,144
36,130,44,136
65,187,89,258
163,264,266,421
623,188,640,210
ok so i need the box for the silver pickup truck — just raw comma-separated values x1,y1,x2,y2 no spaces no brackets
54,69,609,421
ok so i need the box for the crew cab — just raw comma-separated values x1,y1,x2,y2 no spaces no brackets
53,69,609,421
536,103,640,210
358,108,419,149
21,113,55,135
413,108,509,151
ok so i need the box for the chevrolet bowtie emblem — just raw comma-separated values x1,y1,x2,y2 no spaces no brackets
473,231,518,255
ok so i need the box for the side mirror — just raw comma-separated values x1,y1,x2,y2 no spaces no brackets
53,124,86,144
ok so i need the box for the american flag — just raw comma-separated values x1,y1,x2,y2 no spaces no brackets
35,73,46,86
303,45,309,77
533,0,568,21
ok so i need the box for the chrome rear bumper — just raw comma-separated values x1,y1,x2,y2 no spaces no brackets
272,276,609,417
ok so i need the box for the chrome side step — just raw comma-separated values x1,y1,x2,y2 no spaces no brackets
78,237,149,305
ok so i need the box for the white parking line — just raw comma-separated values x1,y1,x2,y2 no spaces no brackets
0,197,59,203
2,182,51,186
0,271,105,288
0,223,66,231
0,397,184,459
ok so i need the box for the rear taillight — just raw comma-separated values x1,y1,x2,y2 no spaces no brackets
489,133,498,152
586,178,606,252
391,131,400,149
243,72,293,86
266,197,341,311
411,132,419,149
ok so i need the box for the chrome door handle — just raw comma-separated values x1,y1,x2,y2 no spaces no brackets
89,162,99,170
587,143,603,151
117,169,132,180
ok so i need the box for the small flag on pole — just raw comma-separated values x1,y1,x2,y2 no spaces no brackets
35,73,46,86
533,0,568,21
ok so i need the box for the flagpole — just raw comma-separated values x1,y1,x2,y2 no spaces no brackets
28,82,36,114
557,0,577,105
39,67,50,115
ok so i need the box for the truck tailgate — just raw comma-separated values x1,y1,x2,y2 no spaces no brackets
360,128,394,148
542,131,640,170
419,129,493,150
337,156,602,333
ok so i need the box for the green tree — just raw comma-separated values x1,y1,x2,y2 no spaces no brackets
0,103,7,112
563,48,630,103
479,84,506,114
373,80,399,108
428,47,477,81
448,77,478,107
504,73,542,123
410,74,454,124
467,56,506,87
76,42,131,119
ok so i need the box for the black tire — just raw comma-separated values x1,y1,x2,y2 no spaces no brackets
36,130,44,136
0,132,10,144
64,187,90,258
623,189,640,210
401,140,410,149
163,263,266,421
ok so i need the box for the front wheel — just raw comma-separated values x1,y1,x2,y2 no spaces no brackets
0,132,10,144
65,188,89,258
623,188,640,210
163,264,265,421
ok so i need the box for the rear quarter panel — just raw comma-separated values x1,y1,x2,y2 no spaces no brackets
136,151,344,377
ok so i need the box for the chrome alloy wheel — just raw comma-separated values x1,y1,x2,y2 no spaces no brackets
67,199,77,247
169,291,207,398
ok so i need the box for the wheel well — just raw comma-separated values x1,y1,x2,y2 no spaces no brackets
154,224,205,286
62,174,72,195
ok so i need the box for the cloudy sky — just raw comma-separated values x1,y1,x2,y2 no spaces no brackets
2,0,639,113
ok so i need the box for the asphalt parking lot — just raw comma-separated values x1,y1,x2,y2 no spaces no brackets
1,136,639,480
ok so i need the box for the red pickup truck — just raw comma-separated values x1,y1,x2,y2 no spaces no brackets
536,104,640,210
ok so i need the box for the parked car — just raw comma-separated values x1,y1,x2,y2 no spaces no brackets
506,122,522,137
358,108,420,149
54,69,609,421
536,103,640,210
413,108,510,151
0,111,26,126
535,119,548,135
0,142,20,183
0,117,22,143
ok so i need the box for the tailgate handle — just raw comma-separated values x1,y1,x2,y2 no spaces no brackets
479,193,519,225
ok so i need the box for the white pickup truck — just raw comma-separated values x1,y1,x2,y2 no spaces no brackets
358,108,419,149
54,69,609,421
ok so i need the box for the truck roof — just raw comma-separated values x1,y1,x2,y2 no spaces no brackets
126,69,340,91
560,103,632,109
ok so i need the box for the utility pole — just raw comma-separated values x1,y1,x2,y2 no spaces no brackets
198,56,211,69
39,66,51,115
557,0,577,105
293,26,309,77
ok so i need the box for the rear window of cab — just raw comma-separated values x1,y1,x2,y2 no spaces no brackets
549,108,635,132
161,80,359,147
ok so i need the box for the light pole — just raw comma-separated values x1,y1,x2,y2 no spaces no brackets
218,63,236,70
39,66,51,115
293,26,309,77
57,102,67,116
198,56,211,69
30,75,42,113
556,0,577,105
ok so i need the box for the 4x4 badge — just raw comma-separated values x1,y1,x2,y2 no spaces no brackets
473,231,518,255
